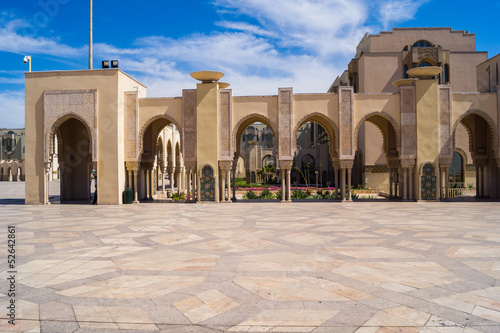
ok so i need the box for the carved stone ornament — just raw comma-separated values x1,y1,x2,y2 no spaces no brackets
218,89,232,159
43,90,98,163
182,89,197,161
339,88,354,158
278,88,293,159
400,86,416,158
439,86,452,158
125,92,139,160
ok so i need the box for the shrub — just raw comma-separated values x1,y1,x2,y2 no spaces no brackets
172,192,185,200
259,189,275,199
275,189,282,200
291,189,307,199
244,190,258,199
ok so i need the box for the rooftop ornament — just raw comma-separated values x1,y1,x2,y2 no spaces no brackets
392,78,418,87
406,66,442,79
190,71,224,83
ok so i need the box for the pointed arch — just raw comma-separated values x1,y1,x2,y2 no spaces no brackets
354,111,400,159
138,115,183,158
293,112,339,158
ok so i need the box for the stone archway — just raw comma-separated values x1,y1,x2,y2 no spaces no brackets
354,112,400,197
54,117,93,201
453,110,499,198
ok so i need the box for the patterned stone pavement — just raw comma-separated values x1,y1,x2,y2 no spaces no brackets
0,182,500,332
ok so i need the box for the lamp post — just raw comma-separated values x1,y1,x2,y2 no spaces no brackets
89,0,93,69
23,56,32,72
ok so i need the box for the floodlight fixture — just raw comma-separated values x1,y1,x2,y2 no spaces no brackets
102,60,110,69
23,56,32,72
111,60,119,68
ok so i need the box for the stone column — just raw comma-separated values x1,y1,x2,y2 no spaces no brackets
336,169,340,199
480,166,485,198
226,169,231,202
128,170,133,190
403,168,408,200
221,168,226,202
144,169,149,200
161,168,166,194
133,170,139,203
341,168,346,201
286,169,292,202
169,168,175,191
394,169,399,198
409,167,414,200
281,169,286,202
347,168,352,201
44,162,51,205
232,168,237,201
197,170,201,203
186,169,191,202
444,168,449,200
389,169,393,198
439,167,444,200
148,168,153,200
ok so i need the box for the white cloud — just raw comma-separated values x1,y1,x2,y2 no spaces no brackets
0,17,82,57
378,0,429,30
0,90,24,128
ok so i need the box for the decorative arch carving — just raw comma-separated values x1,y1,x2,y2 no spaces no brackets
293,112,339,158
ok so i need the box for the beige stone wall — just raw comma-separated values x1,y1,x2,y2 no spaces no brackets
25,69,145,204
477,54,500,93
365,28,477,54
358,54,401,93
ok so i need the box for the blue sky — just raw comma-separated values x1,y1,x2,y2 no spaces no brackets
1,0,499,128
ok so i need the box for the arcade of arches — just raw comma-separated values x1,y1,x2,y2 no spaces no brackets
24,28,500,204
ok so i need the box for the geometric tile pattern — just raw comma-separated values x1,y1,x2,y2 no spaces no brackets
0,182,500,332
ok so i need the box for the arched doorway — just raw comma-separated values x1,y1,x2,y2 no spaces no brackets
293,115,337,198
453,111,498,198
355,113,400,198
138,118,182,201
233,117,277,190
54,118,93,202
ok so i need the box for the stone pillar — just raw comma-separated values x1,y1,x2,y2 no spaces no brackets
186,169,191,202
439,167,444,199
444,168,449,199
341,168,346,201
169,168,175,191
480,166,485,198
148,168,153,200
161,168,166,194
128,170,133,190
226,169,231,202
389,169,393,198
394,169,399,198
133,170,139,203
286,169,292,202
409,167,414,200
336,169,340,199
197,170,201,203
403,168,408,200
232,167,237,201
281,169,286,203
44,162,51,205
347,168,352,201
221,168,226,202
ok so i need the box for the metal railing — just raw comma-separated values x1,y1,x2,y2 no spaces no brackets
448,184,476,198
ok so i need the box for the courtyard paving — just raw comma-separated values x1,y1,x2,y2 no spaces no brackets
1,181,500,332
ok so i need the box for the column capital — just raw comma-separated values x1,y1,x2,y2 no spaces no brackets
400,158,416,168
